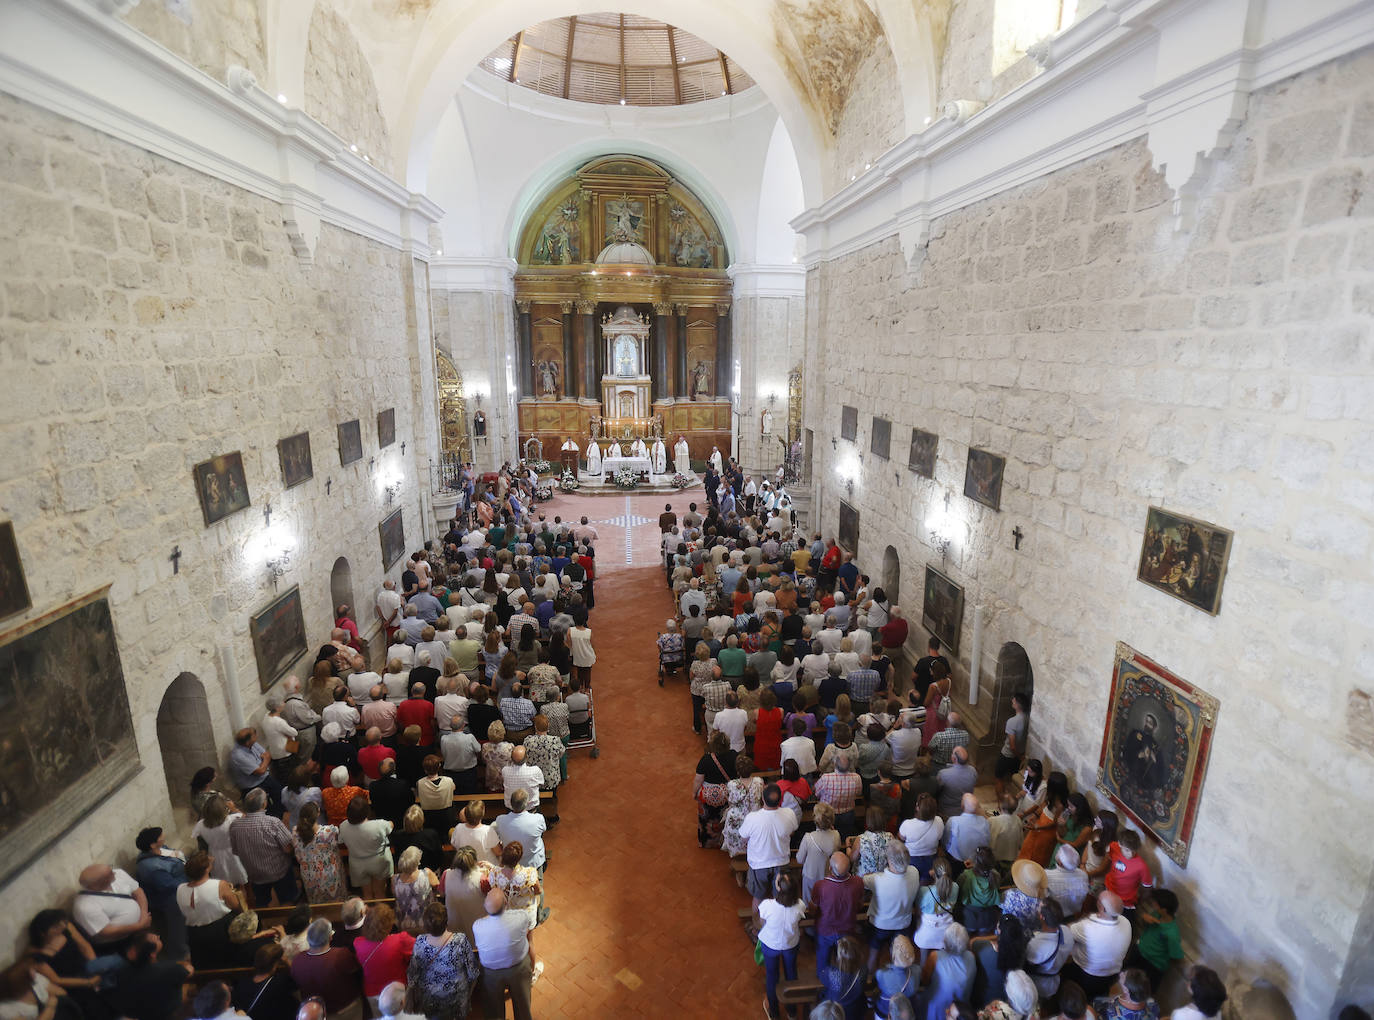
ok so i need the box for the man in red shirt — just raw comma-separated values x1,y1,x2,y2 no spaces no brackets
396,683,437,747
818,539,842,591
1105,829,1154,914
357,727,396,783
880,607,910,655
812,851,864,979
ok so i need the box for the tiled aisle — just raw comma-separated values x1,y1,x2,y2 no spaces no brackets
527,490,765,1017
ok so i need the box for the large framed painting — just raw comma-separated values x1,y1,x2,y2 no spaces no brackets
0,588,140,887
908,429,937,478
840,406,858,443
0,521,32,620
964,447,1005,511
379,508,406,570
193,452,250,526
249,585,308,692
922,565,964,655
337,419,363,466
377,408,396,449
1136,506,1233,616
837,500,860,554
277,432,313,489
1098,642,1219,866
870,417,891,460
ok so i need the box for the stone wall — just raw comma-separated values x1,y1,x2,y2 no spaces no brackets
830,40,905,189
121,0,266,84
0,92,432,954
304,2,392,173
805,49,1374,1018
430,288,519,472
733,292,806,478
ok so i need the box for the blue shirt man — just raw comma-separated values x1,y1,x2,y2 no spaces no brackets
410,591,443,624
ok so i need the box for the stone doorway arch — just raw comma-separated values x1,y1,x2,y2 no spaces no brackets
882,545,901,604
992,642,1034,755
155,673,216,813
330,557,355,621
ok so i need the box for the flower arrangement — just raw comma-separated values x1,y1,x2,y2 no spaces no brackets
613,467,639,489
529,459,553,474
534,484,553,501
671,472,694,489
558,470,580,492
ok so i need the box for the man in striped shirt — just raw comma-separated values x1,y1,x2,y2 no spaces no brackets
846,656,880,714
814,751,863,838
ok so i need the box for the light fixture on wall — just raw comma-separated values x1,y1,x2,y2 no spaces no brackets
927,490,954,562
385,478,403,505
767,392,778,407
368,457,376,472
266,544,291,585
845,477,854,497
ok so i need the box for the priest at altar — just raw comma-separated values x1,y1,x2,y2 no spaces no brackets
587,441,602,475
709,445,723,473
608,440,623,457
651,438,667,475
630,437,649,459
674,436,690,475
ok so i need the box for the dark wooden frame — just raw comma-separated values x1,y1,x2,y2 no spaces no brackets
963,447,1005,511
1097,642,1219,866
840,405,858,443
277,432,313,489
870,417,891,460
337,419,363,466
1136,506,1233,616
379,508,406,570
249,585,308,693
908,429,937,478
837,500,860,554
192,451,251,526
377,408,396,448
921,564,964,655
0,521,32,620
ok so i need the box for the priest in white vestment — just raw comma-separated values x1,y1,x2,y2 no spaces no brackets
651,438,667,474
673,436,691,475
608,441,624,457
587,441,602,475
709,446,723,473
631,437,649,459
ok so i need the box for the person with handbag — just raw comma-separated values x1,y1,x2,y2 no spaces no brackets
692,731,736,849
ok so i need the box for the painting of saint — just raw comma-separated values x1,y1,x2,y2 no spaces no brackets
531,202,581,265
377,408,396,448
338,419,363,466
193,452,250,526
277,432,313,489
0,522,31,620
691,360,712,398
921,565,964,654
605,197,645,243
1136,506,1233,615
249,586,308,692
963,448,1005,511
908,429,937,478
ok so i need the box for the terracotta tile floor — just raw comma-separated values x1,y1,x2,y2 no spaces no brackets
526,490,768,1018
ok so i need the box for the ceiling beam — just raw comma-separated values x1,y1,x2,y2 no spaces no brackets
562,16,577,99
508,32,523,83
619,14,627,103
667,25,682,104
717,50,732,96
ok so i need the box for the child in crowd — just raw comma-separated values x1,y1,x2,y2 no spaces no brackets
1129,888,1183,992
1105,829,1153,917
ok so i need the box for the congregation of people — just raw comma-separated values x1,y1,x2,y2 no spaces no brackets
662,470,1244,1020
4,487,600,1020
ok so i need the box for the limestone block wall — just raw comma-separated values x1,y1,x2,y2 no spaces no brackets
120,0,267,84
805,49,1374,1017
431,288,519,472
304,2,392,173
0,92,433,953
830,41,906,189
734,292,806,476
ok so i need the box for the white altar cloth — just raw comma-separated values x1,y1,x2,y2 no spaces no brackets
601,455,652,477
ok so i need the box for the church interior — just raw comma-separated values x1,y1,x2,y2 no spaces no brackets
1,0,1372,1017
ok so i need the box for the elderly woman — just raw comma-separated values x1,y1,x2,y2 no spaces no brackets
392,804,445,875
921,923,976,1020
976,970,1039,1020
480,720,514,792
721,755,764,857
292,801,346,903
490,842,542,933
796,801,840,904
322,765,366,827
338,795,394,900
405,902,479,1020
873,935,919,1019
351,904,414,1016
693,731,737,849
689,643,719,735
415,755,456,835
392,846,439,935
441,846,494,942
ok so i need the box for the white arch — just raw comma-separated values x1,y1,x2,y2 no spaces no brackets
259,0,317,106
392,0,826,207
754,117,806,265
868,0,943,135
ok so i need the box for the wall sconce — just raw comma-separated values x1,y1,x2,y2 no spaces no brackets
266,544,291,585
385,480,403,505
474,391,484,409
368,457,376,472
766,392,778,407
845,477,854,497
831,437,838,450
926,490,954,562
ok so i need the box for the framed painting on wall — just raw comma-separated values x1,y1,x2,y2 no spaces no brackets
0,588,141,886
870,417,891,460
908,429,938,478
193,452,250,526
277,432,313,489
838,500,860,554
1097,642,1219,866
921,564,964,655
377,408,396,448
964,447,1005,511
337,420,363,466
0,521,32,620
840,406,858,443
1136,506,1233,616
379,508,406,570
249,585,308,693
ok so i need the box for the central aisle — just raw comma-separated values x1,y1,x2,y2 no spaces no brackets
528,491,764,1016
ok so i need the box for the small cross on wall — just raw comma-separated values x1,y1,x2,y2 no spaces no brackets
1012,525,1025,550
170,545,182,574
263,501,273,527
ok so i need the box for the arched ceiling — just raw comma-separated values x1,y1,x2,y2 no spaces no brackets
478,14,757,108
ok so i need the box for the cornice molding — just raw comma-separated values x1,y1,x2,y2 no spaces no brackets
794,0,1374,266
428,257,519,295
728,263,808,298
0,0,443,265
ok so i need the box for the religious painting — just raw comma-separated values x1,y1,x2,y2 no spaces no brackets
964,447,1005,511
668,203,717,268
604,196,645,243
379,508,406,570
249,585,308,693
870,417,892,460
840,405,858,443
908,429,938,478
193,451,250,526
614,336,639,378
838,500,860,553
690,359,713,399
1136,506,1233,616
0,588,140,886
922,565,964,655
530,200,581,265
1098,642,1218,866
337,419,363,466
0,522,31,620
377,408,396,449
277,432,313,489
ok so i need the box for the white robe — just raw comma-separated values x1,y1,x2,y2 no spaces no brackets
674,438,691,475
587,442,602,475
631,439,649,459
609,442,623,458
709,448,723,473
651,439,667,474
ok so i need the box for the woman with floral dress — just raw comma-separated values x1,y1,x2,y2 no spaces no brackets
392,846,438,934
721,755,764,857
480,721,514,792
848,806,896,877
291,801,346,903
522,716,564,823
405,902,479,1020
488,842,542,932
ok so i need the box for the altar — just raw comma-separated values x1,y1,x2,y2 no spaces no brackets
601,455,652,477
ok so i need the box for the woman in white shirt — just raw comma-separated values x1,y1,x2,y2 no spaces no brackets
449,799,500,864
191,794,248,886
568,624,595,686
796,802,842,904
754,873,807,1020
897,793,945,881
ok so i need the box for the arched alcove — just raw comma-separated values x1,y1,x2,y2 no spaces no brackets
882,545,901,604
155,673,216,812
993,642,1034,754
330,556,355,620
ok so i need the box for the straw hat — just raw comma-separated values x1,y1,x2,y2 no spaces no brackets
1011,859,1048,898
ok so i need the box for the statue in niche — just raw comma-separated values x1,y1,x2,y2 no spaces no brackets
537,360,560,397
615,336,637,377
761,407,774,436
692,360,712,400
473,411,486,438
590,415,602,439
